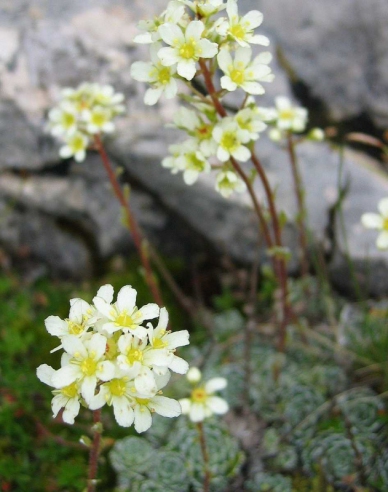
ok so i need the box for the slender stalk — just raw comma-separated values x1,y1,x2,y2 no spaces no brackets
199,58,291,352
87,410,102,492
196,422,210,492
94,134,163,307
287,132,309,277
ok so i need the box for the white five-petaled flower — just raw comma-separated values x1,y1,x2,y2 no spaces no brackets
37,364,82,424
162,139,211,184
179,368,229,422
50,333,115,404
82,106,115,134
45,298,96,352
218,47,274,95
173,106,217,157
158,21,218,80
147,307,190,375
217,0,269,47
93,284,159,338
59,132,89,163
273,96,308,133
234,107,267,140
212,117,251,162
361,197,388,250
131,43,178,105
215,170,246,198
48,102,78,137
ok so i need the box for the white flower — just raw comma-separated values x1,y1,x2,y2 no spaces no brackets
218,47,274,95
89,368,136,427
308,127,325,141
93,284,159,338
215,170,246,198
48,102,78,137
147,307,190,375
51,333,115,404
273,96,308,133
268,127,282,142
173,106,217,156
212,117,251,162
37,364,81,424
116,333,171,395
134,2,187,44
82,106,115,134
162,139,211,184
158,21,218,80
132,393,182,433
59,132,89,162
234,107,267,140
179,369,229,422
361,198,388,250
92,84,125,111
180,0,225,17
131,43,178,105
217,0,269,47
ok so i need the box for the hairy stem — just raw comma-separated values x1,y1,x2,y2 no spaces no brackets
287,132,309,277
87,410,102,492
94,134,163,306
197,422,210,492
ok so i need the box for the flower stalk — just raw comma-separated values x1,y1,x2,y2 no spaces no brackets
197,422,211,492
87,410,102,492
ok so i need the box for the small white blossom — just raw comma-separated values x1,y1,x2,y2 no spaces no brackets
308,127,325,141
48,102,78,137
147,307,190,375
51,333,115,404
179,369,229,422
82,106,115,134
212,117,251,162
215,170,246,198
361,198,388,250
273,96,308,133
93,284,159,338
59,132,89,162
131,43,178,105
37,364,82,424
217,0,269,47
234,107,267,141
173,106,217,156
162,139,211,184
218,47,273,95
158,21,218,80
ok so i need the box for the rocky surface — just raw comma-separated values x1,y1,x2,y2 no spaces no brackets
257,0,388,128
1,0,388,295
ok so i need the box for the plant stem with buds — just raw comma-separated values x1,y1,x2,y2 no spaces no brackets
87,410,102,492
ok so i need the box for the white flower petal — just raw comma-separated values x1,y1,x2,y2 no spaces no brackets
205,377,227,393
232,145,250,162
185,20,205,40
190,402,205,422
63,399,81,424
217,48,232,73
158,47,180,67
45,316,67,337
165,330,190,348
37,364,55,386
139,303,160,321
113,399,135,427
134,405,152,433
169,355,189,374
378,197,388,217
242,10,263,29
96,284,114,304
177,60,197,80
377,231,388,250
116,285,137,312
130,61,154,82
207,396,229,414
81,376,97,403
151,396,181,417
144,87,163,106
159,23,184,46
51,365,79,388
361,213,384,230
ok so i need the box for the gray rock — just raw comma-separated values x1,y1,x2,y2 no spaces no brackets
257,0,388,127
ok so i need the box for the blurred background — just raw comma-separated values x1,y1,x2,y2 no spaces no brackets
0,0,388,295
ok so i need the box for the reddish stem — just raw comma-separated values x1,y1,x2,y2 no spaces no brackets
287,132,309,277
87,410,102,492
197,422,210,492
94,134,163,307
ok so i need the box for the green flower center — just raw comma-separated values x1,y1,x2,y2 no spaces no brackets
153,337,168,349
179,41,196,60
383,218,388,230
221,131,239,151
81,357,97,376
91,111,107,127
230,69,245,85
136,397,150,406
61,382,78,399
67,320,84,335
126,348,143,365
229,23,246,40
115,310,135,328
108,378,127,397
61,112,76,128
158,67,172,85
191,387,208,403
196,124,212,141
187,153,205,171
279,109,295,120
70,135,86,152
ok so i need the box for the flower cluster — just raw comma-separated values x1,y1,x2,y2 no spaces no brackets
48,83,125,162
361,197,388,250
179,367,229,422
131,0,273,198
37,284,190,433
